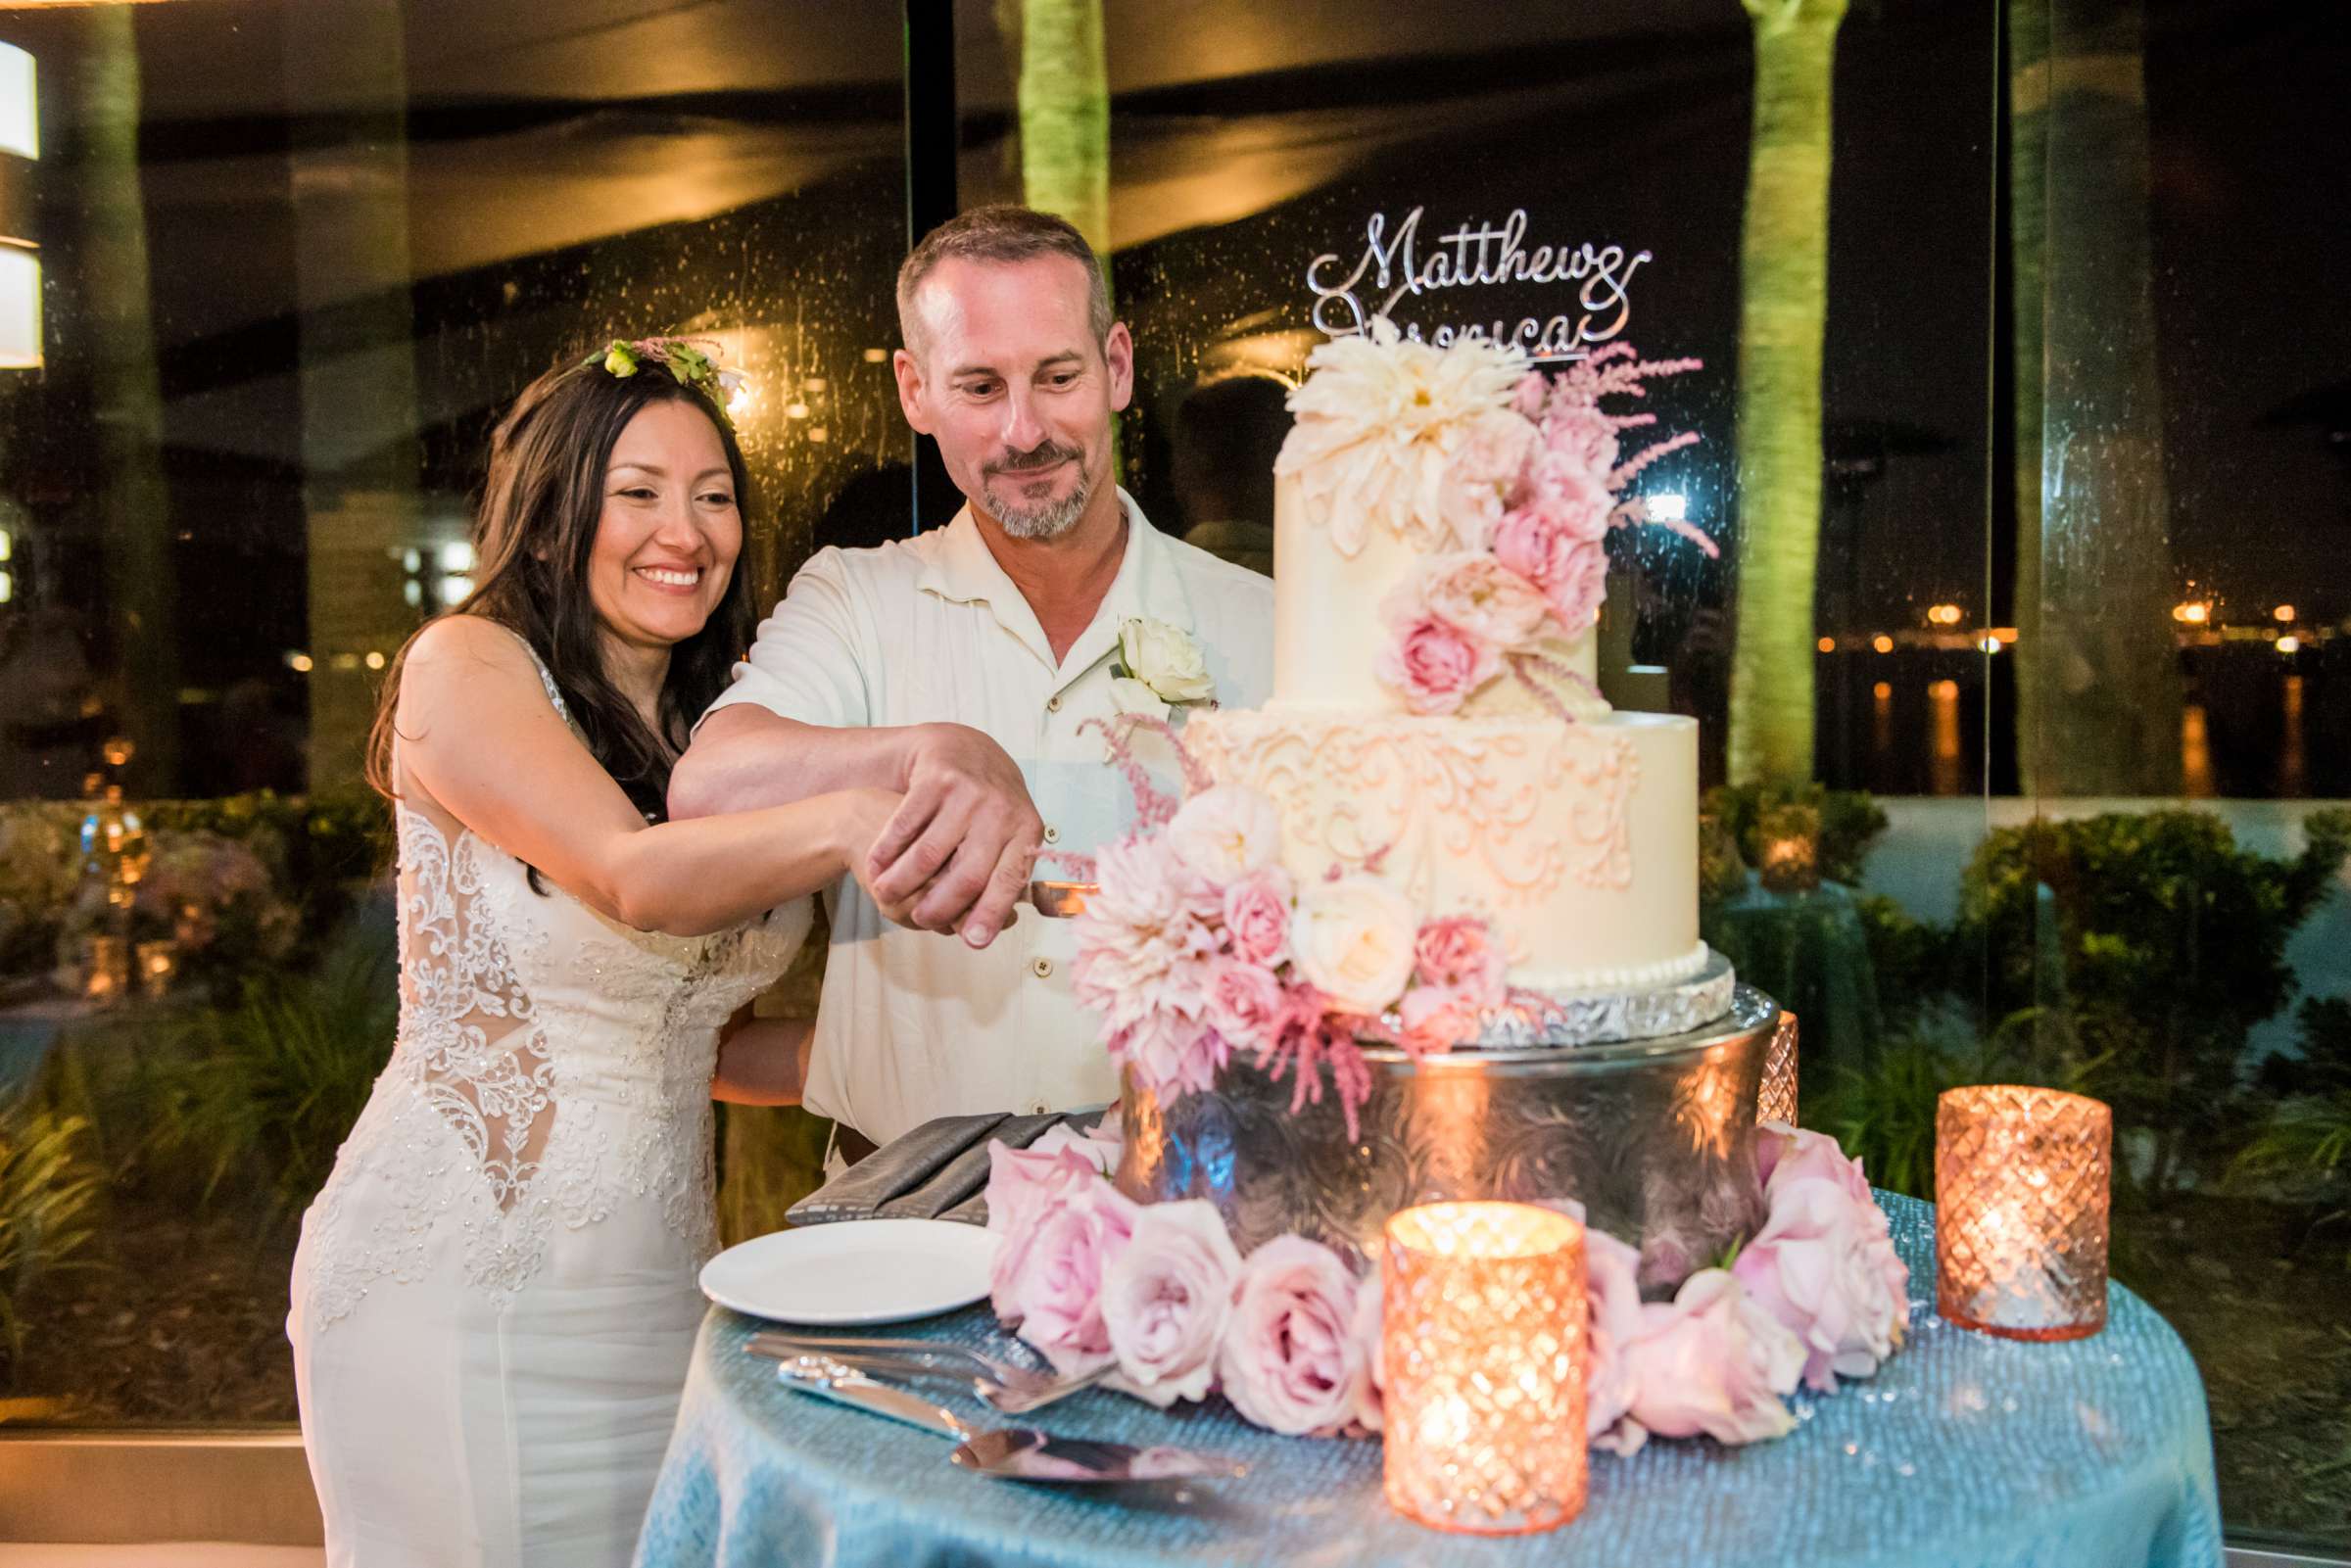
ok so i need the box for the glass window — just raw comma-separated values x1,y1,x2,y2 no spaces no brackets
0,0,905,1427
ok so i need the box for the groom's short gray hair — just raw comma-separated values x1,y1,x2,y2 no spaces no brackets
897,205,1113,359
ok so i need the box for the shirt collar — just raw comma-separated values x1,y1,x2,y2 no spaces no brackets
915,487,1195,676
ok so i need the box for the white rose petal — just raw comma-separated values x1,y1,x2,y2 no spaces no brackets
1119,617,1215,705
1289,874,1418,1015
1109,677,1171,721
1165,785,1283,886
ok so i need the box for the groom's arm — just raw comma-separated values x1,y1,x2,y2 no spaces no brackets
669,552,1042,948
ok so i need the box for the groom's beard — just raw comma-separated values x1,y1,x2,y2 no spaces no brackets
982,439,1095,540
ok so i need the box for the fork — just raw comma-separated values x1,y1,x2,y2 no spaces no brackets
747,1335,1105,1419
748,1332,1065,1399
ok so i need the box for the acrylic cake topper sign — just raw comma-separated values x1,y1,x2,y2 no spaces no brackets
1306,207,1649,363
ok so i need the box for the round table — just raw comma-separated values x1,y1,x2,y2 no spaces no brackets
634,1195,2222,1568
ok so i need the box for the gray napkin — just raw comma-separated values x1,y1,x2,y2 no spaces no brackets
786,1107,1112,1229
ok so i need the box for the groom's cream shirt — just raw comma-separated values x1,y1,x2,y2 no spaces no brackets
708,490,1273,1144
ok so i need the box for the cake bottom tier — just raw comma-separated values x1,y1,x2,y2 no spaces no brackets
1115,986,1783,1297
1183,706,1702,994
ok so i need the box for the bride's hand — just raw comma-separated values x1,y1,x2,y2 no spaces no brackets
836,787,924,927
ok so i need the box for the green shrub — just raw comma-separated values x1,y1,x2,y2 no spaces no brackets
1703,781,1889,887
1961,808,2351,1196
151,913,397,1215
0,1110,102,1372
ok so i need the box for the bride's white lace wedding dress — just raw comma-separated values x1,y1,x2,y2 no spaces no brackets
287,655,810,1568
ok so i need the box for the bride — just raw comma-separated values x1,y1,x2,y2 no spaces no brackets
287,340,904,1566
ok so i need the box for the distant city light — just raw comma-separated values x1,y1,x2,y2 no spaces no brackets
1980,634,2002,654
287,652,314,673
862,348,888,363
1926,602,1964,626
0,527,12,561
2278,635,2302,654
404,580,422,607
0,569,11,604
785,402,810,420
1929,679,1960,700
1816,637,1836,653
1648,492,1689,522
1872,681,1893,700
2172,601,2211,625
1871,635,1895,654
2274,604,2296,623
363,650,386,671
439,541,474,573
441,574,474,602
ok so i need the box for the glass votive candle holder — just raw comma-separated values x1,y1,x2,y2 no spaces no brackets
1936,1085,2111,1341
1758,1010,1799,1126
1381,1201,1587,1536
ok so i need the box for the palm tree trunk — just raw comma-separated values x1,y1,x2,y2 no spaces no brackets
2011,0,2181,796
1016,0,1110,259
1727,0,1848,788
77,10,176,795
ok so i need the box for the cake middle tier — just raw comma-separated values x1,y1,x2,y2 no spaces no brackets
1183,706,1703,995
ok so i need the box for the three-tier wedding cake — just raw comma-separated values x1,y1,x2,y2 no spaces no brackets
1183,323,1710,1010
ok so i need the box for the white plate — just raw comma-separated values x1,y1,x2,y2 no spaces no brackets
698,1218,1001,1326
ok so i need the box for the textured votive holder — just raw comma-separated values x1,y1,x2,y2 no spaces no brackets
1759,1010,1799,1126
1382,1202,1587,1536
1936,1085,2111,1341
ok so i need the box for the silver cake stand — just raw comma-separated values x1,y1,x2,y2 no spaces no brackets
1116,970,1780,1298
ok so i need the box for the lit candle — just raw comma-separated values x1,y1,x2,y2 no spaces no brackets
1758,1010,1799,1126
1381,1202,1586,1536
135,939,178,1001
1935,1085,2111,1341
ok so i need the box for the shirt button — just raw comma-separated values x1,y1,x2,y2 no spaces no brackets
1031,957,1054,979
1042,824,1060,844
1045,693,1062,713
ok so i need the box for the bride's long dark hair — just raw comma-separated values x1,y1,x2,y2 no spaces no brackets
366,351,757,822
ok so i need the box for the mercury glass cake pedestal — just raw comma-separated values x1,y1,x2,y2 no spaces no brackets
1116,980,1778,1296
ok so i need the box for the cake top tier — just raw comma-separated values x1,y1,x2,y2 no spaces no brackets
1266,320,1704,719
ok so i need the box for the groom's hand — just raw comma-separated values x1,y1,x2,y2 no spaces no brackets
868,723,1042,947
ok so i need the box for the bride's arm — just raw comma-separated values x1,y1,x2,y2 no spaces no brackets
397,614,902,937
711,1008,813,1106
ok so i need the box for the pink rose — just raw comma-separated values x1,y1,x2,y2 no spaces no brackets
1203,957,1287,1056
1412,914,1507,1003
984,1139,1101,1256
1616,1269,1802,1448
1110,988,1227,1102
1396,983,1480,1054
1165,784,1284,888
1732,1176,1910,1393
1421,554,1551,647
1028,1122,1120,1177
1535,404,1621,485
1349,1257,1386,1434
989,1160,1139,1376
1490,507,1609,634
1100,1200,1242,1407
1375,613,1500,715
1222,868,1294,969
1582,1222,1650,1453
1756,1120,1873,1207
1217,1235,1365,1436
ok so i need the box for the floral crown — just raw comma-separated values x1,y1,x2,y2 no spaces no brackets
582,336,746,431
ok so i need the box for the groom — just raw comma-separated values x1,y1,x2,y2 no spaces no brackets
670,206,1273,1155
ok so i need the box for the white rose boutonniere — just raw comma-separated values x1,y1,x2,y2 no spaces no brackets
1115,618,1216,710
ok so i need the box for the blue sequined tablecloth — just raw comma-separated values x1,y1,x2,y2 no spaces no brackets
634,1194,2221,1568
